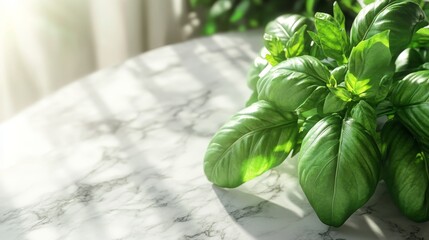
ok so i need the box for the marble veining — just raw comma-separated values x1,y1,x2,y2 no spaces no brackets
0,31,428,240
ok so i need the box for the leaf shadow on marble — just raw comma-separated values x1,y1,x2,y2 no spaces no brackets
213,184,303,239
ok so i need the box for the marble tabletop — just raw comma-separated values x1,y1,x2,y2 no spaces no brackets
0,30,428,240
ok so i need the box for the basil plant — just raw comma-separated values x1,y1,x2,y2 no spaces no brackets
203,0,429,227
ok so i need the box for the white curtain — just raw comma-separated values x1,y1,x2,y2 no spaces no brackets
0,0,199,121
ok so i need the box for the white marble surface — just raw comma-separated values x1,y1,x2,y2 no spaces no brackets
0,31,428,240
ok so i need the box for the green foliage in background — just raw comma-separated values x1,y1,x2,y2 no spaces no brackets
204,0,429,227
190,0,373,35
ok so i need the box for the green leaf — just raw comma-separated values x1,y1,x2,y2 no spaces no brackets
382,120,429,222
257,55,330,112
396,103,429,151
292,115,323,157
263,34,286,65
323,92,347,114
333,1,346,29
391,70,429,107
410,26,429,48
330,65,348,86
229,0,250,23
314,11,349,64
298,114,381,227
346,31,393,103
265,14,313,46
350,0,427,57
329,86,352,102
204,101,299,188
395,48,425,73
350,100,376,135
391,71,429,146
296,86,329,114
285,25,307,58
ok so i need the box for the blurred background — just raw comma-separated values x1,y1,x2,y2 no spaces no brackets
0,0,373,122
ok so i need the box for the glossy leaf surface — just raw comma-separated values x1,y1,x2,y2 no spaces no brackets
204,101,298,188
391,70,429,107
346,31,393,103
257,56,330,112
314,10,349,64
299,115,380,226
382,120,429,222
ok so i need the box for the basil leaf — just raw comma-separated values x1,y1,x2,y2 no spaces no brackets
264,34,286,66
330,65,348,85
350,0,426,57
410,26,429,48
298,114,380,227
391,71,429,150
333,1,345,29
346,31,393,103
396,103,429,151
395,48,425,74
296,86,329,114
204,101,298,188
328,85,352,102
323,92,347,114
257,56,330,112
264,14,313,65
285,25,307,58
350,100,376,135
265,14,313,46
382,120,429,222
391,70,429,106
292,115,323,157
314,11,349,64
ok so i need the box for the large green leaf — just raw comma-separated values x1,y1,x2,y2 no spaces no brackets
298,114,380,227
204,101,298,188
350,0,426,57
391,70,429,151
382,120,429,222
346,31,393,103
257,56,330,112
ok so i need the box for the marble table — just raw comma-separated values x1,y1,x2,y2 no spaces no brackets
0,30,428,240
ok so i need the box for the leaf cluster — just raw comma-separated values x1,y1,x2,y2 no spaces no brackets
204,0,429,226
